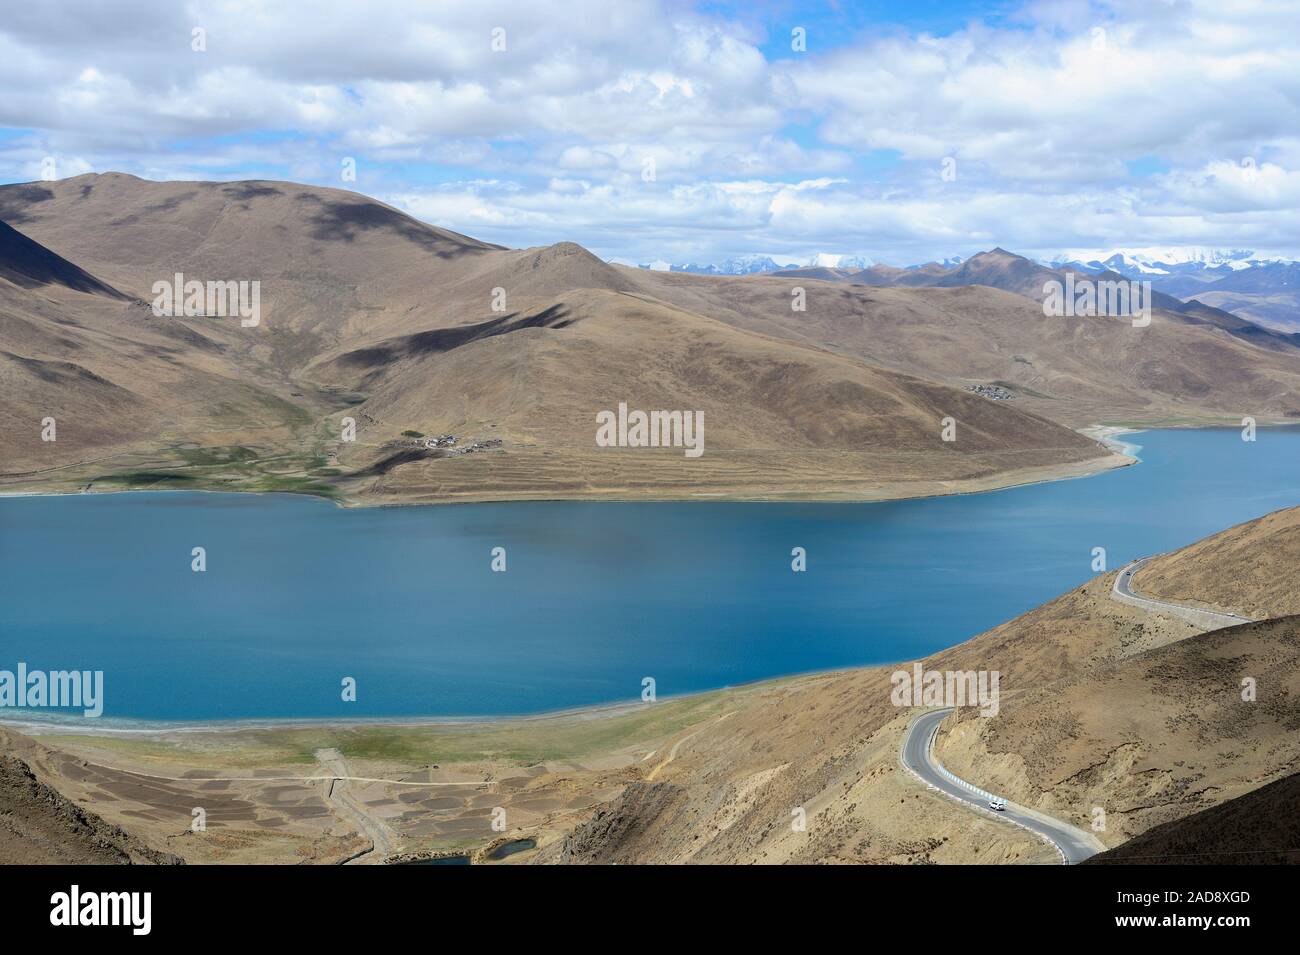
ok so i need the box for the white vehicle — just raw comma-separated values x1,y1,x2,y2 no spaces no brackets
988,798,1007,811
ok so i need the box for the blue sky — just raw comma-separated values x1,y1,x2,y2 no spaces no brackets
1,0,1297,266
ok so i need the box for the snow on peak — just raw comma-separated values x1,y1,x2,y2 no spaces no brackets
1048,247,1283,273
808,252,874,269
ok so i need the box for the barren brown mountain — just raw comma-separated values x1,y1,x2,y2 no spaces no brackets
5,173,1298,507
636,254,1300,429
825,248,1293,345
1133,506,1300,619
0,173,1135,504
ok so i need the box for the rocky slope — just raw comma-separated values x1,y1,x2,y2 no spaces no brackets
0,729,179,864
1134,506,1300,619
1083,770,1300,864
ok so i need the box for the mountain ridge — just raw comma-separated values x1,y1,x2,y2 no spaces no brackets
0,173,1121,504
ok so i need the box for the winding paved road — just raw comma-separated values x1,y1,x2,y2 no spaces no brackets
901,708,1105,864
901,557,1255,864
1112,558,1254,630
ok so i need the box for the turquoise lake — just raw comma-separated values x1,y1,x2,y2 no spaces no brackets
0,428,1296,723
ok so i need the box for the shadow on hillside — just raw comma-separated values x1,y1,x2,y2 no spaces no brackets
0,185,54,223
305,197,488,257
336,304,575,370
222,183,283,201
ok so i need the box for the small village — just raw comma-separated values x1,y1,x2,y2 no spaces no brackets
392,431,504,457
966,383,1017,401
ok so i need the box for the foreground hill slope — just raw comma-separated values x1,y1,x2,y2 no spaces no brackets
1134,506,1300,619
1083,769,1300,865
0,729,179,864
940,614,1300,849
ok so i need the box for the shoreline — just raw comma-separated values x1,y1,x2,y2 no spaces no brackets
1078,425,1143,458
18,415,1300,512
0,422,1145,509
0,668,846,739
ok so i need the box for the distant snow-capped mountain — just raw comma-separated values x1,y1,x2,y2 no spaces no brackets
633,252,874,275
619,248,1296,312
1046,248,1293,278
1044,248,1296,298
1042,248,1300,328
805,253,874,270
1051,247,1255,272
663,254,797,275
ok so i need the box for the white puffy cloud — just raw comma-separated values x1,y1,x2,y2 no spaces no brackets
0,0,1297,263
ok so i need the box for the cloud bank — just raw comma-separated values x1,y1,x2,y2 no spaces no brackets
1,0,1297,263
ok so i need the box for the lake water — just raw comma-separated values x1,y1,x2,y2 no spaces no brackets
0,428,1296,724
